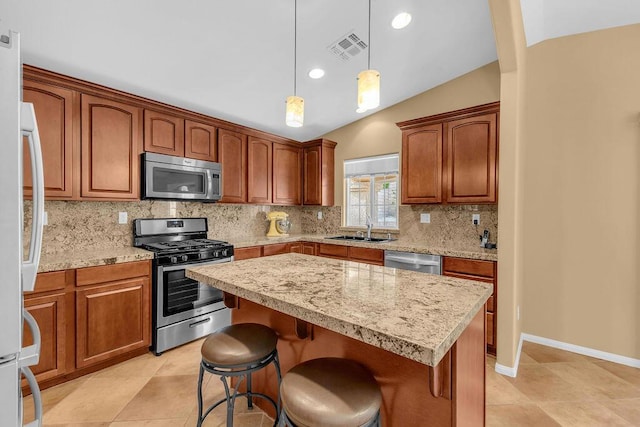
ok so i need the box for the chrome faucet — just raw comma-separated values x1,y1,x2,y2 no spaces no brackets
365,215,373,240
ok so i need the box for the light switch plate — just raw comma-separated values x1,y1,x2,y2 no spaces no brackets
472,214,480,225
118,211,128,224
420,213,430,223
317,211,323,220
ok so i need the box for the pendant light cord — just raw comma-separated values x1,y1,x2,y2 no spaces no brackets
293,0,297,96
367,0,371,69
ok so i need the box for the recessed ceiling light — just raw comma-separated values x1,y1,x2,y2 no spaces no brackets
308,68,325,79
391,12,412,29
356,107,368,113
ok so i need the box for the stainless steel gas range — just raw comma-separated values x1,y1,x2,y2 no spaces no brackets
133,218,233,355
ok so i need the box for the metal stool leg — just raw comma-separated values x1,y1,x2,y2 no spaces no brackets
246,372,253,409
197,363,205,427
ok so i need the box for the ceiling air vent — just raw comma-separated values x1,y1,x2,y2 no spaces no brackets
328,31,368,61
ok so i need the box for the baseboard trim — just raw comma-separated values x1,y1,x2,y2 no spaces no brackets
494,334,523,378
521,333,640,368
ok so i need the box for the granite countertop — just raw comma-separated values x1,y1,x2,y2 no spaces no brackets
38,247,154,273
187,253,493,367
228,234,498,262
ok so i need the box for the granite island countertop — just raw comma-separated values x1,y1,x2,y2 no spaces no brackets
187,253,493,367
227,234,498,262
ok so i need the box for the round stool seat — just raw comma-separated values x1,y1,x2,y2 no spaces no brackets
201,323,278,367
280,358,382,427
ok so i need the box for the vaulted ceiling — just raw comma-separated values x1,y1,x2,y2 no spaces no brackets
1,0,638,141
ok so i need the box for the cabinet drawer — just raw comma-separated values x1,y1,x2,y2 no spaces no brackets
348,247,384,265
76,261,150,287
27,270,70,295
443,257,495,280
486,312,495,346
302,242,316,255
263,243,290,257
234,246,262,261
317,243,349,259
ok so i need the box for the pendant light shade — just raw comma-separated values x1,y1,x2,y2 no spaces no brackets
286,0,304,127
357,69,380,110
357,0,380,111
285,95,304,127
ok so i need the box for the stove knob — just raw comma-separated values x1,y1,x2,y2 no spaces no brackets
170,256,178,264
181,255,189,262
213,250,220,258
198,252,206,260
222,249,229,257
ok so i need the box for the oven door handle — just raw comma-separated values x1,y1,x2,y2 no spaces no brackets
160,258,232,272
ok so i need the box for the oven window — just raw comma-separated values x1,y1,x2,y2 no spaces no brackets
163,269,223,317
153,167,206,194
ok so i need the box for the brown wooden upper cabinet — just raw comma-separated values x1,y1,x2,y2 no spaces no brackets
143,110,185,157
397,102,499,204
218,128,248,203
273,142,302,205
302,139,337,206
22,79,76,199
247,136,273,204
81,94,142,200
185,120,217,162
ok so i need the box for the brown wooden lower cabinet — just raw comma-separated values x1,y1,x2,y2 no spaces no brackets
76,276,150,368
23,293,67,384
316,243,384,266
234,246,263,260
316,243,349,259
442,256,497,355
290,242,316,255
262,243,289,256
23,260,152,393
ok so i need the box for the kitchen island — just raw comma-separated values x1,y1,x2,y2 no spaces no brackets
187,253,493,426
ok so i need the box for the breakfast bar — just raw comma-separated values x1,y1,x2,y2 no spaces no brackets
187,253,493,426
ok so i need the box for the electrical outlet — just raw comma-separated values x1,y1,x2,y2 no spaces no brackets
118,211,128,224
43,211,48,226
317,211,323,220
420,213,430,223
472,214,480,225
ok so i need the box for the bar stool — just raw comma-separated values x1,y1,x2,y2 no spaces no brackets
197,323,282,427
278,358,382,427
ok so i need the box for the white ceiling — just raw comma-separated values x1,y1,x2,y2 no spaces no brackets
1,1,637,142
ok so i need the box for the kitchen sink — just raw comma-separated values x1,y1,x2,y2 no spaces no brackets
325,235,393,243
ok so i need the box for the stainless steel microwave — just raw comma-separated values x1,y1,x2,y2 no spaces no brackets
141,152,222,202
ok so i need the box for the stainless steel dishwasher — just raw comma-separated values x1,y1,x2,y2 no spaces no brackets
384,250,442,274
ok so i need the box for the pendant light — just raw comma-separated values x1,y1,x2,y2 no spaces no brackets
286,0,304,127
357,0,380,111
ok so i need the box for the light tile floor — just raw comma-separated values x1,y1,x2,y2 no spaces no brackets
24,340,640,426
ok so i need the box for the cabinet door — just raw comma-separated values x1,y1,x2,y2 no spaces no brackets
143,110,185,157
23,293,67,383
185,120,217,162
401,124,443,203
348,247,384,265
444,113,497,203
273,143,302,205
218,129,247,203
247,137,272,204
302,242,317,255
81,94,142,199
303,145,322,205
76,277,150,368
23,80,75,199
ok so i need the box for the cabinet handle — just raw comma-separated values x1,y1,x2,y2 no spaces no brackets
189,317,211,328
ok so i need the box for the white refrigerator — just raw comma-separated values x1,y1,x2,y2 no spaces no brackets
0,30,45,427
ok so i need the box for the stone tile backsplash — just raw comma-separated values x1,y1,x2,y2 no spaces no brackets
25,201,497,254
